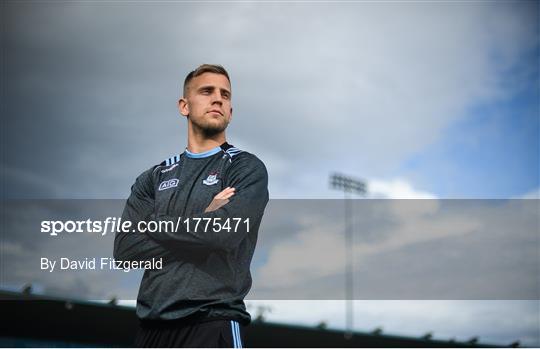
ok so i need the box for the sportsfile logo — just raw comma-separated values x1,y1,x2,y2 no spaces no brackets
158,178,179,191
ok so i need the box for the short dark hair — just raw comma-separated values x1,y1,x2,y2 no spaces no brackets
183,64,231,97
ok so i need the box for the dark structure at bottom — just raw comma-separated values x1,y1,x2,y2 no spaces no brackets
0,290,507,347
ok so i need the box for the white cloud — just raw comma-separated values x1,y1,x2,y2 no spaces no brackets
253,195,535,298
256,225,346,289
368,178,437,199
518,187,540,199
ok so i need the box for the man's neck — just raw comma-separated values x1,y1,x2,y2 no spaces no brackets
186,132,226,154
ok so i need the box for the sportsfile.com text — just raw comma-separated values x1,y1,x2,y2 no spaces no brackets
41,217,250,236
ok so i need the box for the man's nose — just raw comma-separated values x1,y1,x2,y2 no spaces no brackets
211,91,223,105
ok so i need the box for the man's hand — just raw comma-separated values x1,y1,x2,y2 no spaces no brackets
205,187,236,212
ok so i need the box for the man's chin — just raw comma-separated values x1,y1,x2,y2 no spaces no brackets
200,123,229,137
189,117,229,137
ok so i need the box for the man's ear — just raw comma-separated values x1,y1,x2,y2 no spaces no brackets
178,98,189,117
229,107,233,121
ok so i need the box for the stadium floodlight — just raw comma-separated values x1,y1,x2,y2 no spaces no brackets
330,173,366,195
329,173,367,339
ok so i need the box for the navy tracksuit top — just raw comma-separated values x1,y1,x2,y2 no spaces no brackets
114,142,269,324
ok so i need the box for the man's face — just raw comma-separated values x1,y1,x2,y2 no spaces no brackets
179,72,232,137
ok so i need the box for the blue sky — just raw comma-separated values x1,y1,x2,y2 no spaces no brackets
399,48,539,198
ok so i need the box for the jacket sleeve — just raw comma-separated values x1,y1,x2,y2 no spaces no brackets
144,154,269,252
113,167,175,261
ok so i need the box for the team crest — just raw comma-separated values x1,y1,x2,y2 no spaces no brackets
203,172,220,186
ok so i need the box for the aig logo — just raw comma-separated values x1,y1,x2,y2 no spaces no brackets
158,179,179,191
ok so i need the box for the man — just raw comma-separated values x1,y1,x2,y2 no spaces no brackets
114,64,269,348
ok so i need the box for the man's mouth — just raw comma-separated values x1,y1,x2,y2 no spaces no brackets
208,110,223,116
